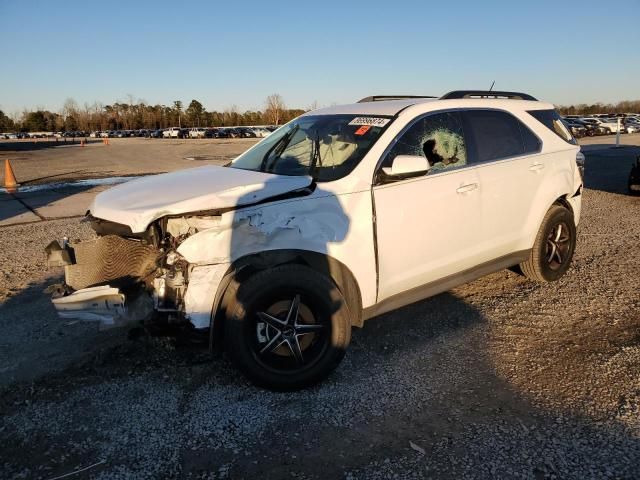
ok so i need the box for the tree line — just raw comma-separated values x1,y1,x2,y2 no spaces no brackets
3,96,640,133
0,94,307,132
557,99,640,116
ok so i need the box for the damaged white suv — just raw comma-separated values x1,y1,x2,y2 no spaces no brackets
46,91,584,390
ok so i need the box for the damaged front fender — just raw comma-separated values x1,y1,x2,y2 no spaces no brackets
176,195,350,265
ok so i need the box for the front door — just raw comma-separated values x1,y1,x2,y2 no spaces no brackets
373,111,483,301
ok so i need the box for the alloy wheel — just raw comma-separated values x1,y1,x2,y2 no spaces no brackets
546,222,571,270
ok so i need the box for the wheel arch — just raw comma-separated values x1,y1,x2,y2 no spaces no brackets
553,194,574,214
209,249,364,350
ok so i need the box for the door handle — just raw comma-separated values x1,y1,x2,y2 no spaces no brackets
456,183,478,194
529,163,545,172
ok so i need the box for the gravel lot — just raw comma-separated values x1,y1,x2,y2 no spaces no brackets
0,142,639,479
0,137,257,186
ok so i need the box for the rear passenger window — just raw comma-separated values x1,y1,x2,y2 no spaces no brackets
520,123,542,153
527,109,577,145
463,110,538,163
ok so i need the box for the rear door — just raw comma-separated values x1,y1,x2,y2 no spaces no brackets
461,109,544,258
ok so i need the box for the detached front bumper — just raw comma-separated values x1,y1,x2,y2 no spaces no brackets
52,286,125,324
46,235,159,327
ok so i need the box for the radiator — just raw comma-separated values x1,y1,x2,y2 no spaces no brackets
65,235,160,290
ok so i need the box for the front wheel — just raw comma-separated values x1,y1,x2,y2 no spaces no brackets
520,205,576,282
224,264,351,391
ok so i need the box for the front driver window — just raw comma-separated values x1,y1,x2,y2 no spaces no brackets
385,111,467,173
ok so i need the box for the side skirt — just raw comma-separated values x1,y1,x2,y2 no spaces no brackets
362,250,531,321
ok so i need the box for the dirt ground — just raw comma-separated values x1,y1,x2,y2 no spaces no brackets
0,137,258,186
0,138,639,479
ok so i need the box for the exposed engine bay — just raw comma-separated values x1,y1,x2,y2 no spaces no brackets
46,214,222,329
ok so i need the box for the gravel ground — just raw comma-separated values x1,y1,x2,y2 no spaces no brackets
0,148,638,479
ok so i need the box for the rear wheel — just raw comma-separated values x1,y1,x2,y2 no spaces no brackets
225,264,351,391
520,205,576,282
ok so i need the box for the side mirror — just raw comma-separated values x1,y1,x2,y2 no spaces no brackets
382,155,431,178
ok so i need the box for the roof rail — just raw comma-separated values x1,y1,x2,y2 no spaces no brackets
357,95,437,103
440,90,537,101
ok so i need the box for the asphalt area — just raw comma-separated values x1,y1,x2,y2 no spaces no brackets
0,135,639,479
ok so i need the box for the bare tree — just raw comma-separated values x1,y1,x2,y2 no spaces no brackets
264,94,286,125
223,105,240,126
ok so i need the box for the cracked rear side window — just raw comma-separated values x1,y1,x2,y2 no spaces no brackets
527,109,577,145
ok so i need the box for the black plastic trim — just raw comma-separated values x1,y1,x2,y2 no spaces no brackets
363,250,531,321
441,90,537,101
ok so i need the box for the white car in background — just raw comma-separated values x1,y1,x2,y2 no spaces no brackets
252,128,272,138
580,117,621,134
598,118,624,133
46,90,584,390
163,127,184,138
188,127,207,139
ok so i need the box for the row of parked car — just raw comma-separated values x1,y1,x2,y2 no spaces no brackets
562,114,640,138
87,126,276,139
0,126,278,140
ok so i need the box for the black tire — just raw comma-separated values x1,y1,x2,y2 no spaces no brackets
224,264,351,391
520,205,576,282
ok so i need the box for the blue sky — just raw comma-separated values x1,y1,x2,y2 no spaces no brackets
1,0,638,114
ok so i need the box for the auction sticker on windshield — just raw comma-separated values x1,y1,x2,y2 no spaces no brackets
348,117,390,127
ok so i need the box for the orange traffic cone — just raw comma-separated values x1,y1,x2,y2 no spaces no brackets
4,159,20,191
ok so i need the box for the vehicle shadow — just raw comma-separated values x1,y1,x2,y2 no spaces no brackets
581,145,640,195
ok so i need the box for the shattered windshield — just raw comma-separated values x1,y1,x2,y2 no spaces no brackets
230,114,392,181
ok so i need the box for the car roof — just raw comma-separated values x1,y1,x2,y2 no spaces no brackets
308,98,437,116
305,96,553,118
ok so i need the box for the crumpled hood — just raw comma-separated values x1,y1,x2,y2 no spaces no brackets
89,165,312,233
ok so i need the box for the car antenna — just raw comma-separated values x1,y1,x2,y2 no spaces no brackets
489,80,495,92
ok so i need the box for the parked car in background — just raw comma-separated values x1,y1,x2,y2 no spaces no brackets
563,120,586,138
147,129,163,138
237,127,257,138
163,127,186,138
211,128,229,138
625,124,640,134
563,118,606,136
188,127,207,139
252,127,272,138
599,118,624,134
580,118,621,134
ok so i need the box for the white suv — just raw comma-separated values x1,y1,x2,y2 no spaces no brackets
188,127,207,139
46,91,584,390
162,127,184,138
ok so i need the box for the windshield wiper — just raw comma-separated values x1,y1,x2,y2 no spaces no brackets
309,129,322,180
260,125,299,173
